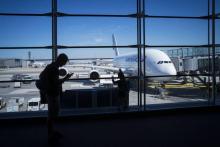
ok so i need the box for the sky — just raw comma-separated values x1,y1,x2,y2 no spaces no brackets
0,0,219,60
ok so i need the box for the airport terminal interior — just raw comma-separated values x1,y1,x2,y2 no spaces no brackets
0,0,220,146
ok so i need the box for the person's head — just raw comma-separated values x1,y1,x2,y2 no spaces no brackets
118,69,125,80
56,53,69,67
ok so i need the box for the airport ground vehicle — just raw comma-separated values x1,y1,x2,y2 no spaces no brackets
14,82,21,88
0,83,10,88
22,75,32,84
12,74,32,84
27,97,40,111
11,74,23,81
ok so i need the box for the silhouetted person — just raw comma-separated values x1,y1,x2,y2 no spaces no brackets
112,69,130,110
38,53,73,142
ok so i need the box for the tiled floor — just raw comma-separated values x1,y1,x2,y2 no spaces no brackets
1,109,220,147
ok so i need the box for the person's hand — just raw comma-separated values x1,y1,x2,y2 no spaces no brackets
66,72,74,79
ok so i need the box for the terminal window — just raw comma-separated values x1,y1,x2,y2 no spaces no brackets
0,0,219,117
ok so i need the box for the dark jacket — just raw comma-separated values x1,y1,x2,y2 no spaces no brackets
113,79,130,97
39,62,62,96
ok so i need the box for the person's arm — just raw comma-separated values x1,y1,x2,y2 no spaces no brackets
112,76,119,84
112,76,117,84
59,73,73,84
112,76,115,84
49,68,72,86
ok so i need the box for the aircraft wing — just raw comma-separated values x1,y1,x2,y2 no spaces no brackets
91,65,119,72
65,64,120,72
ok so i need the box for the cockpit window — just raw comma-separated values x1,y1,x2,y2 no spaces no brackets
157,61,163,64
157,61,172,64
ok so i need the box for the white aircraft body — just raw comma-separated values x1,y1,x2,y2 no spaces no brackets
112,49,177,81
66,34,177,82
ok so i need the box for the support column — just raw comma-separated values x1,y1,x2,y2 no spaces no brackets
211,0,216,104
52,0,58,61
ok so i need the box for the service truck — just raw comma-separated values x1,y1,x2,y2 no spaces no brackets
27,97,40,111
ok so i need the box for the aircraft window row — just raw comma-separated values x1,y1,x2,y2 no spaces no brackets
157,61,172,64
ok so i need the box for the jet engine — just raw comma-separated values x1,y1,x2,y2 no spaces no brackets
59,67,68,77
89,70,100,81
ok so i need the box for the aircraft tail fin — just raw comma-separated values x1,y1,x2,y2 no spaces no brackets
112,34,119,56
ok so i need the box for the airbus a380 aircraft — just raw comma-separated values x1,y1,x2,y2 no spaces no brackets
85,34,177,82
112,49,176,81
65,34,177,82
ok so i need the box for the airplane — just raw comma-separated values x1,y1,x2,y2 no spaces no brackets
31,62,46,68
65,34,177,82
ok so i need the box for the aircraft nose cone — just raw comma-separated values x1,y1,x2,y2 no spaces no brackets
161,67,177,76
169,67,177,75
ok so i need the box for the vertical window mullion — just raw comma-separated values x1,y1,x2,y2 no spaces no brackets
52,0,58,61
211,0,216,104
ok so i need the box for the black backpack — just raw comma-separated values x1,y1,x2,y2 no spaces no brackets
35,80,47,104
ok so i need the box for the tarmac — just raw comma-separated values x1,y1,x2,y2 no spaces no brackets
0,67,219,114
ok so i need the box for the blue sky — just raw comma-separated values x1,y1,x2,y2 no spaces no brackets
0,0,219,59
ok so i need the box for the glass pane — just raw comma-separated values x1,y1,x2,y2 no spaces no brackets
216,0,220,14
217,57,220,104
58,0,136,15
0,82,48,113
146,0,208,17
0,49,51,60
58,48,138,110
0,0,50,13
0,82,41,113
145,19,208,45
144,77,209,109
216,5,220,106
0,49,51,113
0,49,51,112
143,47,213,108
58,17,136,46
58,48,134,59
216,20,220,44
0,16,51,47
0,81,47,113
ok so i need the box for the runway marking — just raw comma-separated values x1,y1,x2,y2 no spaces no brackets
10,89,39,94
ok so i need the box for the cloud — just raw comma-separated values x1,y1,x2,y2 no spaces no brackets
94,37,103,43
